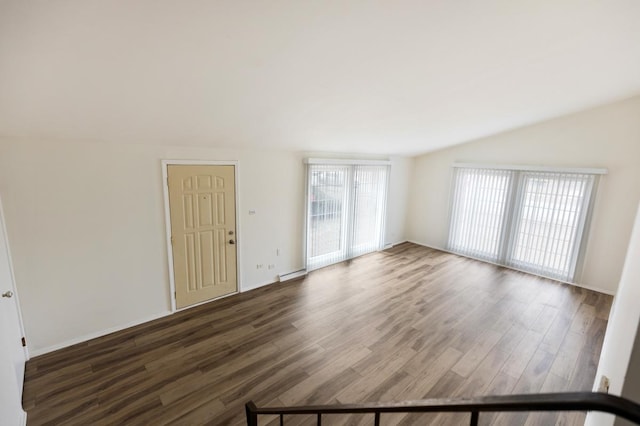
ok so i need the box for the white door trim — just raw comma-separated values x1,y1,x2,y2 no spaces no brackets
161,160,242,312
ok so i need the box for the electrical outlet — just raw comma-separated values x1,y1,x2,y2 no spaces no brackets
256,264,263,269
598,375,610,393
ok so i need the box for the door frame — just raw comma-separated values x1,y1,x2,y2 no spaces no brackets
161,160,242,312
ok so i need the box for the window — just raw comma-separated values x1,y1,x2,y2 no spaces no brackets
448,164,604,282
306,160,389,270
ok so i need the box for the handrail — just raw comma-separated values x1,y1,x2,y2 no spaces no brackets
245,392,640,425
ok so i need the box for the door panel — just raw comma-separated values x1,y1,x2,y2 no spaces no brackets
168,165,237,309
0,198,27,425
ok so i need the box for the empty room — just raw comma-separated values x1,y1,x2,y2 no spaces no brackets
2,1,640,425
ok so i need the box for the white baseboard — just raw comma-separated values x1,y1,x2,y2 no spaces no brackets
30,310,172,357
406,240,616,296
406,239,445,250
571,283,616,296
384,240,409,249
241,279,278,292
278,269,307,282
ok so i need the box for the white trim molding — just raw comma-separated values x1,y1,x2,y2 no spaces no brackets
304,158,391,166
452,162,608,175
161,159,242,313
278,269,307,282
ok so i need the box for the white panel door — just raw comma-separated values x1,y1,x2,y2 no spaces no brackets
0,198,27,426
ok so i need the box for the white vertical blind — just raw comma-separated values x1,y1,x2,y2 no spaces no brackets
507,172,594,281
306,163,389,270
307,165,349,269
448,168,514,262
351,165,388,257
447,166,599,282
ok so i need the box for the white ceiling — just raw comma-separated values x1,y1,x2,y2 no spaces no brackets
1,1,639,156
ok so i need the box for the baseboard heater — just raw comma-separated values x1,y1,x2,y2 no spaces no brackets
278,269,307,282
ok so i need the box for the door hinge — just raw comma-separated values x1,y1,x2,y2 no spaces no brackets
21,337,26,347
171,235,174,245
167,177,170,187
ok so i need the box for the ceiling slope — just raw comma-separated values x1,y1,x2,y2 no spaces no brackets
1,1,639,155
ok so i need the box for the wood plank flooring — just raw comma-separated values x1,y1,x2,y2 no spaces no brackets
22,243,612,425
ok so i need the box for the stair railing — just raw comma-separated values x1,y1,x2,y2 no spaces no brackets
246,392,640,425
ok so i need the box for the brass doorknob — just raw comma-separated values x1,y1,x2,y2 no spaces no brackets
229,239,235,245
2,290,13,298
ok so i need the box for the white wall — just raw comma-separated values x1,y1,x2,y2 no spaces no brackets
406,96,640,294
585,202,640,426
0,139,410,354
386,157,413,246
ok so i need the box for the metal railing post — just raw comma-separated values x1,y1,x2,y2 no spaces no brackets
470,411,479,426
245,401,258,426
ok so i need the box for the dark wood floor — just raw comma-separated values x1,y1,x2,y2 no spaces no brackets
22,243,612,425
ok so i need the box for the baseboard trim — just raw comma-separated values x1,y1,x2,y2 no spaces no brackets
30,310,172,357
278,269,307,282
384,240,409,249
406,240,616,296
242,279,278,292
569,283,616,296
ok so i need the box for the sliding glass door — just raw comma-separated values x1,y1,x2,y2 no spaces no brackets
306,162,389,270
448,165,601,282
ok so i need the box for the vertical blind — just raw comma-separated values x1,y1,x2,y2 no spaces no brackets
448,165,600,282
306,162,389,270
448,168,514,262
508,172,594,281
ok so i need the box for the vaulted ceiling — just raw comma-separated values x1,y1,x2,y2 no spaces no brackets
1,1,639,155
